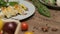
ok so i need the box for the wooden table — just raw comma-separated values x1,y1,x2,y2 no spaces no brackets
20,0,60,34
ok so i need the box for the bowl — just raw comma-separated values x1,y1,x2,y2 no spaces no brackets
39,0,60,10
2,19,21,34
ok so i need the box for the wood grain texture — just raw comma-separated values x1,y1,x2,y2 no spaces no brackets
19,0,60,34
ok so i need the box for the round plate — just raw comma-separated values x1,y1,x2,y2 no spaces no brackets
9,1,35,20
39,0,60,9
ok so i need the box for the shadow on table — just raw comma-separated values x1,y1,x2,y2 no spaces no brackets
20,13,35,22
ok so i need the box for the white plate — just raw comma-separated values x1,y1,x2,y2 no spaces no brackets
5,1,35,20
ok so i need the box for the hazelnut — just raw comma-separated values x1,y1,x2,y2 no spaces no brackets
51,28,58,32
41,27,49,32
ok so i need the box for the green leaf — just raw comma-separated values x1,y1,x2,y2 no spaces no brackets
9,2,19,6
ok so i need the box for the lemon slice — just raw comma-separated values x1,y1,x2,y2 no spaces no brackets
0,19,4,31
25,32,33,34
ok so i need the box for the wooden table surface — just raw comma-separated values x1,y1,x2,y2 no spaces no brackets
20,0,60,34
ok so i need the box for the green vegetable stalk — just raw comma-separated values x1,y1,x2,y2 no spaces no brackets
31,0,51,17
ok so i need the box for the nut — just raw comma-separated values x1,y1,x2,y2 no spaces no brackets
41,26,49,32
51,28,58,32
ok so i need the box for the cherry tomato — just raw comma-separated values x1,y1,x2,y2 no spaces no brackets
25,32,33,34
21,22,28,31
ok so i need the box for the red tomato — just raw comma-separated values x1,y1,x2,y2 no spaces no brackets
21,22,28,31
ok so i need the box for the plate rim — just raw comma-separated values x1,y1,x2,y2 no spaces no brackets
10,1,35,20
39,0,60,8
